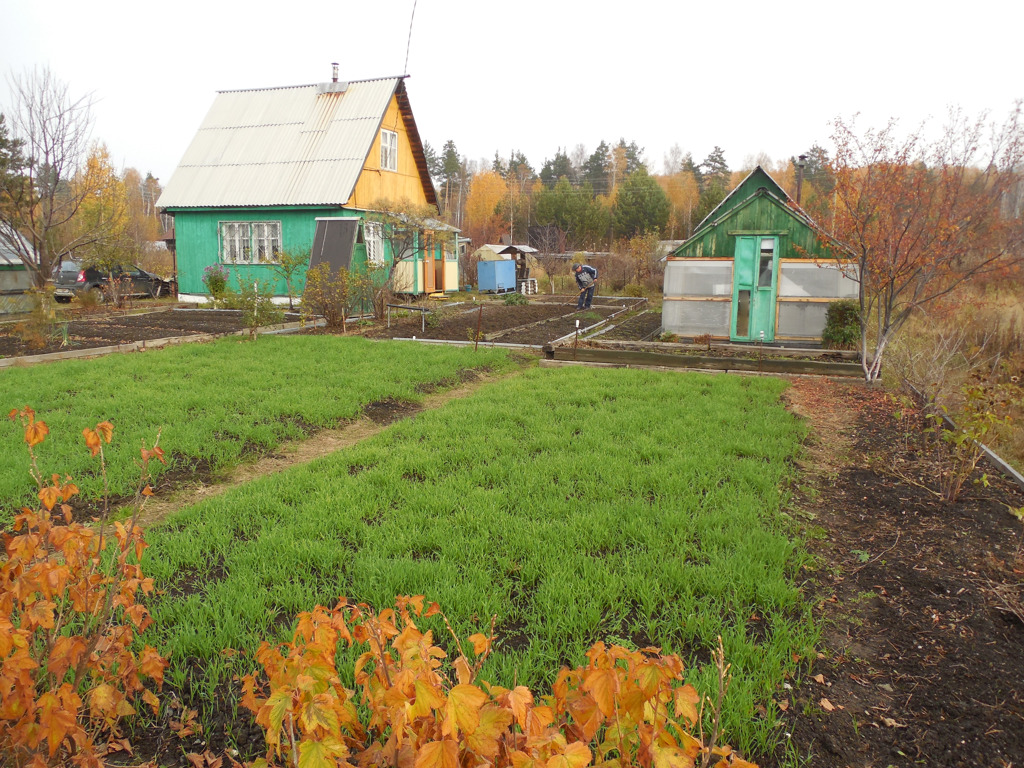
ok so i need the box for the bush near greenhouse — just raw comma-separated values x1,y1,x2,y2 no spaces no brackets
821,300,860,350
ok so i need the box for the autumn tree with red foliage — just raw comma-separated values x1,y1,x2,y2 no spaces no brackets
815,105,1024,381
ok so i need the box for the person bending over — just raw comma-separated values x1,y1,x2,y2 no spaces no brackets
572,263,598,309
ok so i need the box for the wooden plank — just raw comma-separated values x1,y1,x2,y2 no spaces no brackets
550,346,863,376
571,339,859,360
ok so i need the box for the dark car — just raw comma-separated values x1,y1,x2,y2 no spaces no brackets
54,261,174,303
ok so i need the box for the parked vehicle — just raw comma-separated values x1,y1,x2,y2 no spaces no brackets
53,261,175,303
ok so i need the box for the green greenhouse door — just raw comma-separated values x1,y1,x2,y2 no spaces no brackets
731,236,778,342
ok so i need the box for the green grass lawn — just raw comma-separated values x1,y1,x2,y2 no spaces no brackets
141,365,815,759
0,336,514,510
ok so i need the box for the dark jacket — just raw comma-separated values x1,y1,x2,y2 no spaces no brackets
575,264,598,289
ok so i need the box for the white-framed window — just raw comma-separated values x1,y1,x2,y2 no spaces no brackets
364,221,385,267
219,221,282,264
380,129,398,172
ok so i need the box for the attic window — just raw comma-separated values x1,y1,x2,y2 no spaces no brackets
380,129,398,172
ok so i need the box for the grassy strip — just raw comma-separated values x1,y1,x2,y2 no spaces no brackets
143,367,814,758
0,336,514,509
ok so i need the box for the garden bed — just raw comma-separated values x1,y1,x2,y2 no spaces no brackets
780,378,1024,767
0,308,267,358
547,337,863,376
588,309,663,341
0,298,655,360
358,296,645,345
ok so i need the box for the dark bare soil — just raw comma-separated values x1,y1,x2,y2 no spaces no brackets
593,309,663,341
575,338,856,363
778,378,1024,768
0,298,651,359
361,297,640,345
0,309,260,357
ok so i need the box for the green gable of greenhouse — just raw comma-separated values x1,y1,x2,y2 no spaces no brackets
663,166,858,343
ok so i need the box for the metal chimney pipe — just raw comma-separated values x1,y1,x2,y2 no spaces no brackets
332,63,339,83
795,154,807,205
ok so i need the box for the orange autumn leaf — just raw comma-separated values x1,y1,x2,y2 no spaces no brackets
674,684,700,726
27,599,56,629
140,645,166,684
582,667,618,718
25,419,49,446
414,739,459,768
468,633,491,656
443,684,488,737
561,741,593,768
652,744,696,768
464,705,513,758
142,689,160,716
90,684,120,718
410,678,446,720
47,636,87,679
546,742,593,768
95,421,114,443
507,685,533,728
38,485,60,511
83,428,102,457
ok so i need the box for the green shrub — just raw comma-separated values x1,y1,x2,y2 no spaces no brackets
822,299,860,349
503,291,530,306
302,263,371,329
229,278,284,339
624,283,645,297
202,264,229,304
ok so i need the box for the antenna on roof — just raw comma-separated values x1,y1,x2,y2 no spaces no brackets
403,0,418,75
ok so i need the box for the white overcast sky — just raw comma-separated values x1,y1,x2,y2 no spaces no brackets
2,0,1021,185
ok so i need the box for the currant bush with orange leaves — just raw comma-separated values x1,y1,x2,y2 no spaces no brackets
241,595,757,768
0,408,167,768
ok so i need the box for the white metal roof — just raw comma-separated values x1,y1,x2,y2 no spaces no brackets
157,77,402,209
0,223,32,266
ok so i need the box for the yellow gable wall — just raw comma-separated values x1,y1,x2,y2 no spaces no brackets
348,95,429,209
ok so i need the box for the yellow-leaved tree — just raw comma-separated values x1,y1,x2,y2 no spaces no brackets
463,171,508,246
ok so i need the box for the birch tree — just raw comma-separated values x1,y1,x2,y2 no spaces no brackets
0,67,95,287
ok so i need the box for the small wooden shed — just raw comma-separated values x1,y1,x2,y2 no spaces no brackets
0,225,34,314
662,166,857,343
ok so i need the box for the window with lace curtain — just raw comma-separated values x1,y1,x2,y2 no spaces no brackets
219,221,282,264
380,130,398,172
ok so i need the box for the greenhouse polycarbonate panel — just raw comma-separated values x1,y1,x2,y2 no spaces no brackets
779,262,859,299
777,301,830,338
662,301,731,336
664,260,732,297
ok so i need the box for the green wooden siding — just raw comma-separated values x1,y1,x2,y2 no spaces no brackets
701,167,779,224
673,192,825,261
169,206,459,297
672,167,829,262
170,206,348,295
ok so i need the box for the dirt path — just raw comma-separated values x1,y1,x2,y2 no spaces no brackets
135,371,512,530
